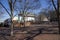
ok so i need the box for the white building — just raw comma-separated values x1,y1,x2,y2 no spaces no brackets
13,13,35,22
4,13,35,27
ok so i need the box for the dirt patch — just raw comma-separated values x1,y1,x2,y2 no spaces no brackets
33,34,60,40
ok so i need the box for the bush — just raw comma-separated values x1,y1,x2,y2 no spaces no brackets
0,23,4,27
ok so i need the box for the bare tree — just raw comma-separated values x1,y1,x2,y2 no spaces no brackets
15,0,41,29
0,0,17,37
0,0,41,39
47,0,60,34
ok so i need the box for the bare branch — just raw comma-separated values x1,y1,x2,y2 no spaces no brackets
51,0,57,11
13,0,17,9
0,2,11,17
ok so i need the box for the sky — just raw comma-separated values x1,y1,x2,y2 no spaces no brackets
0,0,55,22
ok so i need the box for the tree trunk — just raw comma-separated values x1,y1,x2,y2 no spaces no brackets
10,6,14,40
52,0,60,34
23,11,25,31
10,11,14,40
9,0,14,36
57,0,60,34
11,16,13,36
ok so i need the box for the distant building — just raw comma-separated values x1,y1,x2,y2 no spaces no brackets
4,13,36,27
35,13,49,24
13,13,35,22
38,14,49,22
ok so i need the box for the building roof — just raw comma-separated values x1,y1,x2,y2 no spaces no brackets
18,12,35,17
